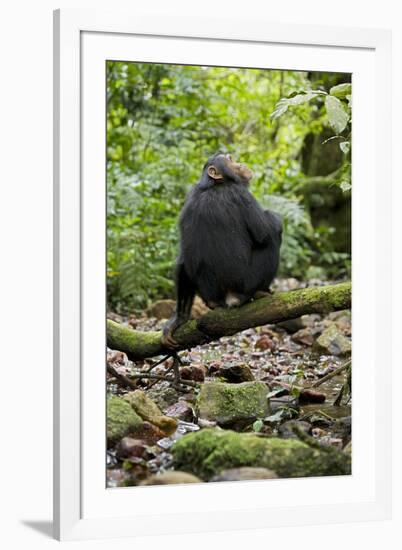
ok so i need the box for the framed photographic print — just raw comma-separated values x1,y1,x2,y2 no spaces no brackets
53,8,392,541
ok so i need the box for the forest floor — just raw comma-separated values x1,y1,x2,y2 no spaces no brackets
106,278,352,487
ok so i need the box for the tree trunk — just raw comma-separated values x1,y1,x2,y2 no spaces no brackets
107,282,351,361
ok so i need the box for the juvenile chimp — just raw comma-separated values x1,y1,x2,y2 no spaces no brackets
162,152,282,348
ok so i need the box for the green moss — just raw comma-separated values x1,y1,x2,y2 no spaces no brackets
106,395,144,446
107,283,351,360
172,428,351,480
107,319,161,360
196,382,269,426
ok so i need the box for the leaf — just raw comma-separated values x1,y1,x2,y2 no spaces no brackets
329,83,352,99
253,419,264,432
288,92,317,105
270,98,290,120
325,95,349,134
290,386,301,398
340,181,352,192
270,90,326,120
339,141,350,154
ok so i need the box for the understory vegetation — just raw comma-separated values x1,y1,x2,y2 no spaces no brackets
107,63,351,313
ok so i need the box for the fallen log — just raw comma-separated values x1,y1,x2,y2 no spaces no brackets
107,281,351,360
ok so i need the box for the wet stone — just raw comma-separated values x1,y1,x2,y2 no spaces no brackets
164,400,194,422
315,324,351,356
116,437,147,459
215,362,255,383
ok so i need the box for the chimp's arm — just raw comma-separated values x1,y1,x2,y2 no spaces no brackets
242,194,282,247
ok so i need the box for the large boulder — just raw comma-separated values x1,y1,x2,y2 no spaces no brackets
196,382,269,427
172,428,351,480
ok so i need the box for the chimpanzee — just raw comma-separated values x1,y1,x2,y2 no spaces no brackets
162,152,282,348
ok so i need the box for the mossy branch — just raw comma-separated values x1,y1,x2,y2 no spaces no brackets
107,282,351,360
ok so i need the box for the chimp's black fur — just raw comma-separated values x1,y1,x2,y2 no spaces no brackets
162,153,282,347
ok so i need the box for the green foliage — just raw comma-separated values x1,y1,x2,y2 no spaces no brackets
260,195,314,277
271,82,352,191
107,62,352,312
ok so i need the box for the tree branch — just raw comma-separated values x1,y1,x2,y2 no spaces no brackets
107,282,351,360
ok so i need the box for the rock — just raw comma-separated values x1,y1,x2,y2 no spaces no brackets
180,365,206,382
277,314,321,334
116,437,147,459
315,324,351,355
107,396,144,446
327,309,351,322
139,471,202,486
146,296,209,320
210,467,278,482
107,311,124,323
331,311,351,336
270,395,299,413
107,468,132,488
332,416,352,439
164,400,194,422
255,335,275,351
215,363,254,383
198,418,217,429
107,350,129,368
172,428,351,480
146,299,176,319
291,327,316,346
312,427,327,438
196,382,269,427
278,420,311,439
124,390,178,435
147,387,179,411
306,413,333,428
131,421,167,445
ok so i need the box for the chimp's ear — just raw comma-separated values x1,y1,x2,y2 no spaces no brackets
207,165,224,180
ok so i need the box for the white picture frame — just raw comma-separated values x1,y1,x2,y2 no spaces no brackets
53,8,392,541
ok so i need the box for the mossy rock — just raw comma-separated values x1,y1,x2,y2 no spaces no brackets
123,390,178,435
172,428,351,480
196,382,268,426
147,387,180,411
107,395,144,446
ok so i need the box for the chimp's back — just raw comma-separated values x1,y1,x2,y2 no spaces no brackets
179,182,256,301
